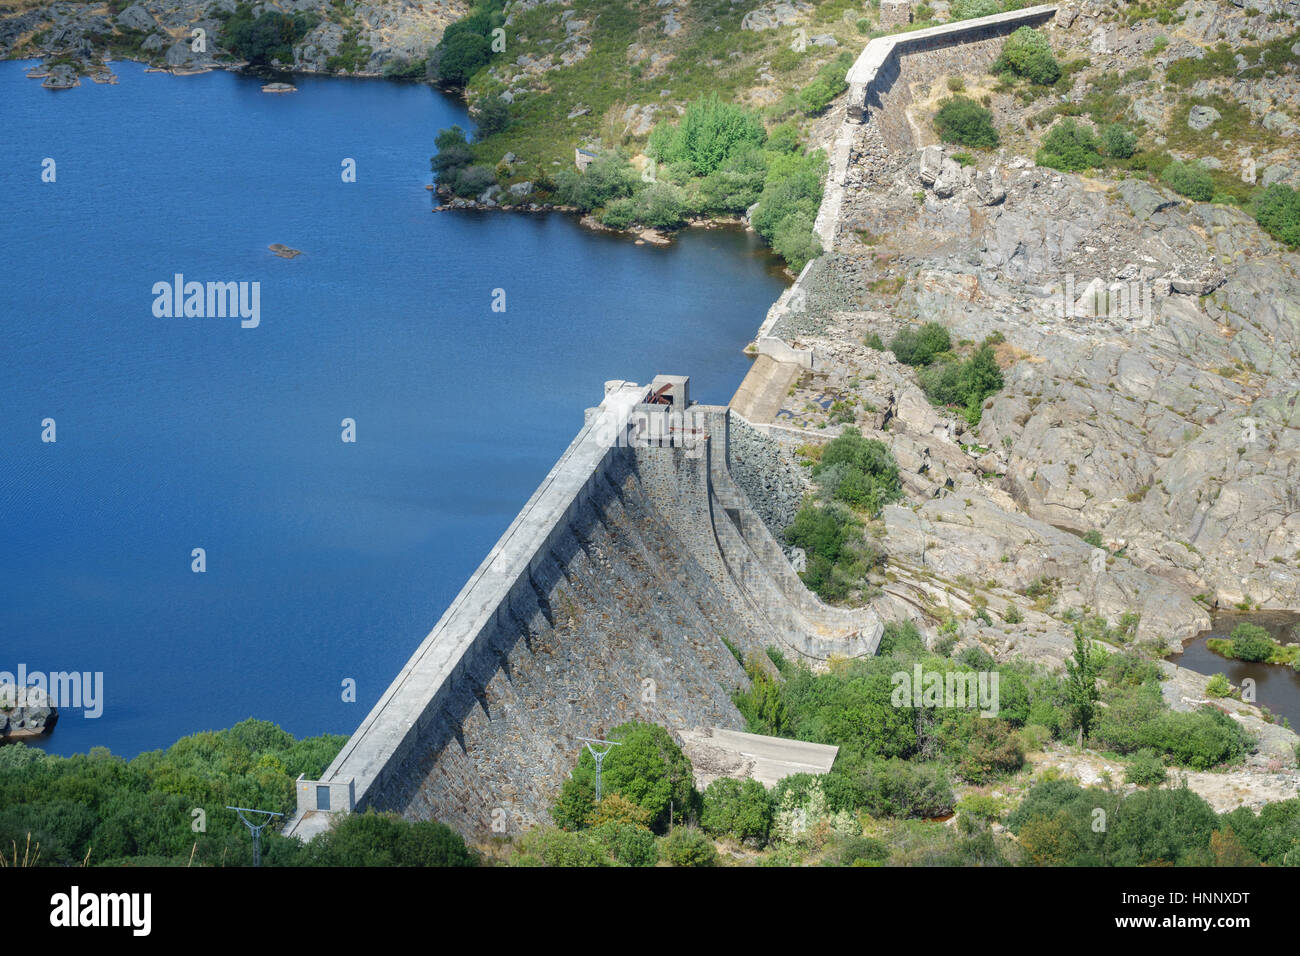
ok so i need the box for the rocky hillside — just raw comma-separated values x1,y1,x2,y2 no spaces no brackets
731,1,1299,714
0,0,467,80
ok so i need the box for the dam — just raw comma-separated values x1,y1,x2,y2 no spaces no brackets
284,2,1067,842
285,377,881,839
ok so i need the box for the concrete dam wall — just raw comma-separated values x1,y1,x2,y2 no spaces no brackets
285,380,881,839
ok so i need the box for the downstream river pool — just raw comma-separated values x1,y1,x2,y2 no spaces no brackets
1168,612,1300,731
0,60,788,756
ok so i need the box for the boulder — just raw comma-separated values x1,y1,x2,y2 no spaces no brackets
918,145,944,186
1187,104,1220,131
115,3,156,32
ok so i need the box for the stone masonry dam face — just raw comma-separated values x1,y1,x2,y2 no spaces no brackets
286,383,881,839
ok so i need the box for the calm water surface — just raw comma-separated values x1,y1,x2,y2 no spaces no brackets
0,60,788,756
1168,612,1300,730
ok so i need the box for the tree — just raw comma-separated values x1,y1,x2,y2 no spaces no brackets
700,777,773,844
933,96,1000,149
472,94,511,138
1102,123,1137,159
557,722,696,833
648,94,765,177
434,29,490,86
1063,627,1103,742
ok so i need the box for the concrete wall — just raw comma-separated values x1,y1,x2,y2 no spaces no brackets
845,5,1060,123
286,386,876,840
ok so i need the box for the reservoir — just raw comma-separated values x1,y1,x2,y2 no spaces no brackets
0,60,788,756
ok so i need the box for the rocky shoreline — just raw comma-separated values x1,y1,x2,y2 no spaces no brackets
1,0,468,85
0,685,57,741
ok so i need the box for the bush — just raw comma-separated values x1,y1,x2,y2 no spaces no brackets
661,826,717,866
812,426,903,515
951,0,1002,18
1124,749,1168,787
513,826,610,866
798,53,853,115
648,94,765,177
471,94,511,138
700,777,773,844
1111,786,1217,866
698,146,768,215
917,344,1003,424
751,148,826,269
552,152,639,212
1160,160,1214,202
992,27,1061,85
889,322,951,366
453,164,496,198
431,125,474,190
840,759,955,818
1230,622,1273,662
933,96,1000,149
632,182,689,229
217,4,320,67
1036,119,1103,172
1253,184,1300,247
1101,123,1137,159
307,811,476,867
590,821,658,866
1205,673,1231,698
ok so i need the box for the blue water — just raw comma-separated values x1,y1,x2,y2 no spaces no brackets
0,60,786,757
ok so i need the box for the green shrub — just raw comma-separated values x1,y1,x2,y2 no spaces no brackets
1253,183,1300,247
951,0,1002,18
812,426,903,515
917,344,1003,424
590,821,658,866
552,152,639,212
700,777,773,844
698,146,768,215
933,96,1000,149
661,826,717,866
217,3,320,67
307,811,476,866
1205,673,1231,698
430,125,475,190
1101,123,1137,159
1036,119,1103,171
751,148,827,271
889,322,951,366
1160,160,1214,201
471,93,511,138
992,27,1061,85
1230,622,1273,662
1004,605,1024,624
1124,749,1168,787
648,94,765,177
513,826,611,866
